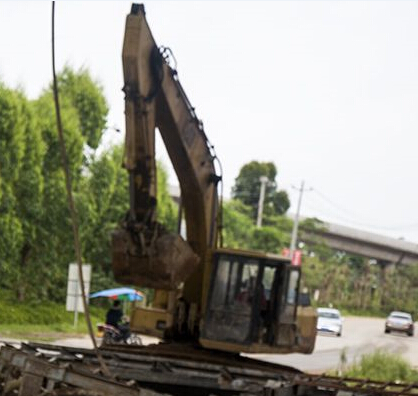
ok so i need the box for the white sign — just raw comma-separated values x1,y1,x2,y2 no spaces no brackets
66,263,91,313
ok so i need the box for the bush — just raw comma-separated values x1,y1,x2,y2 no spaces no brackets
0,290,105,331
344,350,418,382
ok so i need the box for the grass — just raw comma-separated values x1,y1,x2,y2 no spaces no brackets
340,350,418,383
339,308,387,318
0,292,107,341
0,324,81,341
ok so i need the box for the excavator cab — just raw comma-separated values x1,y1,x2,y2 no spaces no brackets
200,249,314,354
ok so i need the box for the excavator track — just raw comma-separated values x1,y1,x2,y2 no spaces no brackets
1,341,418,396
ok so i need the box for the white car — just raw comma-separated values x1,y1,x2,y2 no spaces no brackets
317,307,343,336
385,311,414,336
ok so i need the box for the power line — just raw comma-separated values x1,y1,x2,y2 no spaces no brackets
230,179,418,232
302,195,418,231
311,188,365,218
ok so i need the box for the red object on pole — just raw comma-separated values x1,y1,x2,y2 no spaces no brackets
292,250,302,266
281,248,302,266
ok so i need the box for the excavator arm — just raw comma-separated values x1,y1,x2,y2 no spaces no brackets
112,4,221,295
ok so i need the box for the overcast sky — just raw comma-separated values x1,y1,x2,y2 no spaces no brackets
1,1,418,243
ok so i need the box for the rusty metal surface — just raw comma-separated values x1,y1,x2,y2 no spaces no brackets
0,345,163,396
2,342,418,396
99,341,302,374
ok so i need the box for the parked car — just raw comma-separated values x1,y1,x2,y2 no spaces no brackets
316,307,343,336
385,311,414,336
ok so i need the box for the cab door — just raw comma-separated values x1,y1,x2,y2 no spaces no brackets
273,266,300,347
202,254,260,344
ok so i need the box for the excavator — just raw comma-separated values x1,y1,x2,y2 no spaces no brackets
112,3,316,355
3,5,418,396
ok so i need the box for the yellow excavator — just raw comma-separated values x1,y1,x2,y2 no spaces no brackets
2,6,415,396
112,3,316,355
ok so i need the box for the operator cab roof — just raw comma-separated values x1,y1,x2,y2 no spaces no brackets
214,247,291,264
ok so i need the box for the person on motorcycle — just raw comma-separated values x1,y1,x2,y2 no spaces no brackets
105,300,130,341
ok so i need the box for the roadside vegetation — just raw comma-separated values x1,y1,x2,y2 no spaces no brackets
340,350,418,383
0,290,105,340
300,241,418,317
1,68,418,338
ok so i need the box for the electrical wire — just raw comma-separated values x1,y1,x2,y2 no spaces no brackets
311,188,372,219
225,174,417,232
51,1,111,378
278,180,418,233
314,189,418,231
303,190,418,231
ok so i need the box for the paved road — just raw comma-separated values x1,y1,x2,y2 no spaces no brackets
253,316,418,373
3,317,418,374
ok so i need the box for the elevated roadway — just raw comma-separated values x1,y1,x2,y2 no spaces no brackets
169,185,418,265
302,221,418,265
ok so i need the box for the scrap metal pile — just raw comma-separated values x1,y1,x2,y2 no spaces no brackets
1,342,418,396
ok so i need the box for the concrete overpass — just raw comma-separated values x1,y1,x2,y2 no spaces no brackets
301,221,418,265
168,185,418,265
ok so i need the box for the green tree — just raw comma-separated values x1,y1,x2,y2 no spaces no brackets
57,66,108,150
231,161,289,223
78,145,128,280
156,162,177,232
0,67,109,302
26,66,108,302
222,200,254,249
13,97,45,301
221,199,290,254
249,227,284,254
0,84,34,295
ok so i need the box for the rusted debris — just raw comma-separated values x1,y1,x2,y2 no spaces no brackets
2,342,418,396
0,345,165,396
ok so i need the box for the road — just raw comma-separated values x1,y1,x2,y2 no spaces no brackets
2,316,418,374
253,316,418,373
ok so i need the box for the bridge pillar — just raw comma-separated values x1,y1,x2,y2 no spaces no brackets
378,261,396,274
377,260,395,309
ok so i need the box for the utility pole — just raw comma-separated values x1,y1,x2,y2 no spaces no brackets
256,176,269,228
289,180,309,263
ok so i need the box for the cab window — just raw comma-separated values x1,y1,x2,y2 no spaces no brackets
204,255,259,344
286,270,299,305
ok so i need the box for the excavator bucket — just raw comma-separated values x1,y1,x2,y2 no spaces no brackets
112,229,200,290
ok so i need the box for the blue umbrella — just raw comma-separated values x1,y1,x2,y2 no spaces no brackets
90,287,144,302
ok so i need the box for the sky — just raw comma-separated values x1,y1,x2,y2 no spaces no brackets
1,1,418,243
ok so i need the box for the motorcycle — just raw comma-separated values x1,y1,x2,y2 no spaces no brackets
98,323,142,346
